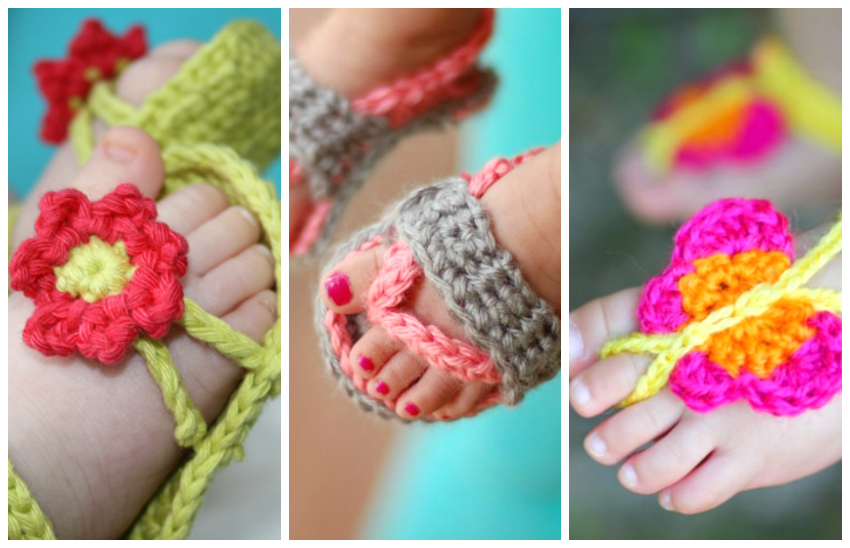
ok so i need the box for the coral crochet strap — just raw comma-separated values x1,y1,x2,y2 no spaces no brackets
601,199,841,416
642,37,841,174
36,19,282,174
315,150,561,421
288,8,497,259
8,145,281,540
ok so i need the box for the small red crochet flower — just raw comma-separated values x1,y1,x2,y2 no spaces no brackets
34,18,147,144
10,184,188,364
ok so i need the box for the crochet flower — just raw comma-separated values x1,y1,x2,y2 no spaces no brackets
34,18,147,143
10,184,188,364
642,50,786,173
637,199,841,416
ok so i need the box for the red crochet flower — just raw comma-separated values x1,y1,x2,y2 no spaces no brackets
34,19,147,144
10,184,188,364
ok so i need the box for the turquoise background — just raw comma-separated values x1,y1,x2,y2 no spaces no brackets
363,8,562,540
8,8,282,198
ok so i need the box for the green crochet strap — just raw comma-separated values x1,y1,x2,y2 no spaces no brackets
134,335,207,447
8,462,56,540
69,20,282,172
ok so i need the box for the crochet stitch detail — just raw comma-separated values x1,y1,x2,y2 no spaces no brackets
10,184,188,365
35,19,146,143
601,199,841,416
288,8,497,259
316,151,561,420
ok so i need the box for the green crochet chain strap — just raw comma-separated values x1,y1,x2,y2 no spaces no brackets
8,20,281,540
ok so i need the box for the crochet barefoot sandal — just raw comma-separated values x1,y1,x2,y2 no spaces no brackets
642,38,841,174
9,20,281,540
315,151,561,421
289,8,496,259
602,199,841,416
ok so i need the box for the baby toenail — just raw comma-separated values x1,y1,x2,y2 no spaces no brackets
569,317,583,362
104,142,137,163
357,355,374,372
325,273,352,306
404,403,420,417
620,464,638,488
660,491,675,512
238,207,259,226
585,433,607,458
570,378,591,407
256,244,274,262
375,380,390,395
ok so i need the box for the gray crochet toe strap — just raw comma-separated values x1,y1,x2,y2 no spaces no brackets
288,48,496,258
395,178,561,405
316,163,560,422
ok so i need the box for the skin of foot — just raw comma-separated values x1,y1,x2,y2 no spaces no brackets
568,221,841,514
613,9,841,224
9,42,278,539
319,143,561,420
290,8,483,245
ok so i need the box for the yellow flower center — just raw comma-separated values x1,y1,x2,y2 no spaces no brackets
54,236,137,303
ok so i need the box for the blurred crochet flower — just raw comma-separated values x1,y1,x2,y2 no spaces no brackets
642,50,786,173
638,199,841,416
10,184,188,364
34,18,147,143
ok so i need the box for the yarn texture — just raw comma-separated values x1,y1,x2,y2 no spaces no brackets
289,8,496,259
316,151,561,421
601,199,841,416
642,38,842,173
10,19,280,540
10,184,188,364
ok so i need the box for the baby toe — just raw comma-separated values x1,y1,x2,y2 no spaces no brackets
585,390,684,465
155,184,230,237
320,245,385,314
431,382,496,421
570,351,651,418
186,206,262,276
368,349,426,401
396,369,462,420
618,418,717,495
661,451,755,514
192,244,275,317
349,326,403,379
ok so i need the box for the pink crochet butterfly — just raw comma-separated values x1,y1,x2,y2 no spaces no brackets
637,199,841,416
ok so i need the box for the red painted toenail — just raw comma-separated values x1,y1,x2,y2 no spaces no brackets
375,381,390,395
441,415,451,420
358,355,374,372
404,403,420,416
325,273,352,306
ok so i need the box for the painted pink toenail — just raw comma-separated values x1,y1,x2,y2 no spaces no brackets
358,355,374,372
375,381,390,395
441,415,451,420
404,403,420,416
325,273,352,306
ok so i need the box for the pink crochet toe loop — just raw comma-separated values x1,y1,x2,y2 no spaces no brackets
636,198,841,416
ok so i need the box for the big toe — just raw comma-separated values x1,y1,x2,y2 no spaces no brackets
320,245,385,314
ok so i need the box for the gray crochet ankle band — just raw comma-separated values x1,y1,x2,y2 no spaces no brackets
289,8,497,259
315,151,561,421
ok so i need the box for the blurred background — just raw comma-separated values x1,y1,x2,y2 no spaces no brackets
569,8,840,540
9,8,281,540
290,8,561,540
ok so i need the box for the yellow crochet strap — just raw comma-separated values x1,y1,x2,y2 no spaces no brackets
134,335,207,447
754,38,842,154
69,20,282,172
602,214,842,407
8,462,57,540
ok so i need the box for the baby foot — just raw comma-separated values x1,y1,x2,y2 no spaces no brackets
289,8,483,247
614,34,841,224
569,220,841,514
319,144,561,420
9,133,275,537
